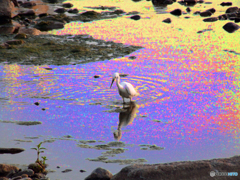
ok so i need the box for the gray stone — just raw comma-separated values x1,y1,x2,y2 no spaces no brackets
85,167,112,180
12,169,34,178
0,164,19,177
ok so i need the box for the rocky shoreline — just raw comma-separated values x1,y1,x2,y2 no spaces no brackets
1,155,239,180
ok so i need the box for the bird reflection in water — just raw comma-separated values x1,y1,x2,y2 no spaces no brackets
113,102,139,141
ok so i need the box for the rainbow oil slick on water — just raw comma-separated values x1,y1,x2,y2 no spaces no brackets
0,0,240,179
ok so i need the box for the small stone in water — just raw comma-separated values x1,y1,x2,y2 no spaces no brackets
80,169,86,173
94,75,100,78
42,108,46,111
62,169,72,173
34,102,40,106
57,166,60,168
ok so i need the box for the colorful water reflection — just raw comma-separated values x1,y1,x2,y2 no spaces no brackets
0,0,240,179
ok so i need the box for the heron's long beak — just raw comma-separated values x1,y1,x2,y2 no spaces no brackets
110,78,115,88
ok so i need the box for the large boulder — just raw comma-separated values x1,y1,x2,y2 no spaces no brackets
85,167,112,180
0,0,14,24
111,156,240,180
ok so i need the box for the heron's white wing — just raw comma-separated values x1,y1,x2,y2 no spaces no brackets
121,82,137,96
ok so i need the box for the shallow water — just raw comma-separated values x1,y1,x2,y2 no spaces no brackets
0,0,240,179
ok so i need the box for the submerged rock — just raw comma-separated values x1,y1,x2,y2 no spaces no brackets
85,167,112,180
152,0,174,6
203,17,218,22
220,2,232,6
130,15,141,20
226,6,239,14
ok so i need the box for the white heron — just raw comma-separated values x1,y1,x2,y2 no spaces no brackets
110,72,139,104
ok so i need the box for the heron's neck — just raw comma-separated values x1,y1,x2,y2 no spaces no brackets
116,77,122,89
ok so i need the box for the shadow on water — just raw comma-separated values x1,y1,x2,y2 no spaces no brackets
113,101,139,141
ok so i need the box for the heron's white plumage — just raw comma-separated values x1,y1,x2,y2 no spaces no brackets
110,72,138,103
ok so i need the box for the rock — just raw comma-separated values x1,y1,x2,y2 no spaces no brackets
193,11,200,15
34,102,40,106
54,8,66,13
218,14,228,20
184,0,197,4
129,56,137,59
170,9,182,16
28,163,44,173
220,2,232,6
186,7,191,13
62,2,73,8
18,9,36,16
206,8,216,14
0,148,25,154
68,8,79,14
80,169,86,173
203,17,218,22
0,177,9,180
235,18,240,23
0,0,14,24
85,167,113,180
130,15,141,20
38,13,48,18
31,172,46,179
226,7,239,14
162,18,171,23
94,75,100,78
152,0,174,6
112,156,240,180
14,33,27,39
222,22,239,33
112,9,125,15
200,11,212,17
12,169,34,178
35,21,64,31
21,1,36,7
5,40,24,45
0,164,19,177
62,169,72,173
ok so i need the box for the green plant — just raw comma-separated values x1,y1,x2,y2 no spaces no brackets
41,156,48,165
31,142,47,163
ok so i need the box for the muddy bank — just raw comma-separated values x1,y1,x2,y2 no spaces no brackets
0,34,141,65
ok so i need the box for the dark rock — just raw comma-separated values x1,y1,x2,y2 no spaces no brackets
129,56,137,59
226,7,239,14
203,17,218,22
220,2,232,6
68,8,79,14
0,148,25,154
43,0,58,3
54,8,66,13
186,7,191,13
130,15,141,20
62,2,73,8
112,9,125,15
0,0,14,24
0,177,10,180
14,33,27,39
170,9,182,16
162,18,171,23
31,172,46,179
62,169,72,173
56,166,60,168
200,11,212,17
184,0,197,5
112,156,240,180
0,164,19,177
42,108,46,110
85,167,112,180
193,11,200,15
35,21,64,31
80,169,86,173
38,13,48,18
94,75,100,78
206,8,216,14
218,14,228,20
5,40,24,45
18,9,36,16
222,22,239,33
152,0,174,6
184,16,190,19
28,163,43,173
21,1,36,7
235,18,240,23
12,169,34,178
